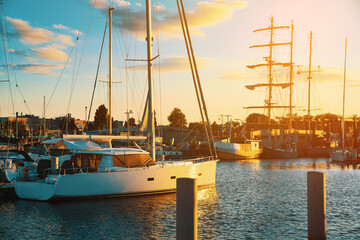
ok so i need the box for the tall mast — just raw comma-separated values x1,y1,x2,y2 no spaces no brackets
307,31,313,137
108,8,113,134
43,96,46,138
342,38,347,151
146,0,156,160
268,17,274,123
289,21,294,129
244,17,293,127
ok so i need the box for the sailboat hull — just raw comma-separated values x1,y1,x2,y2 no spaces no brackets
215,142,262,160
15,160,217,201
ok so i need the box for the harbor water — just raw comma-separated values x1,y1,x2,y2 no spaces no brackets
1,158,360,239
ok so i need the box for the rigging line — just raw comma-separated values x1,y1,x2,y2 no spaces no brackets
45,0,90,113
86,17,108,130
154,0,163,136
1,4,31,114
177,0,214,157
66,2,97,114
112,11,128,119
164,127,196,157
69,35,79,110
113,11,127,63
0,5,14,113
45,42,76,112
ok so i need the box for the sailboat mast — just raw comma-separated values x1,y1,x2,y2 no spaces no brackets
289,21,294,129
146,0,156,160
307,31,312,133
108,8,113,135
43,96,46,138
268,17,274,123
342,38,347,151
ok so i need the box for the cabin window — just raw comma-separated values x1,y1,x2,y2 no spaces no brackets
171,176,176,179
71,153,102,168
113,154,155,168
148,177,154,181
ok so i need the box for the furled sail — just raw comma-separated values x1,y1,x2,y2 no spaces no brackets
139,92,150,132
245,83,292,90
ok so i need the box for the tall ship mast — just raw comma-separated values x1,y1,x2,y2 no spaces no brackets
244,17,294,129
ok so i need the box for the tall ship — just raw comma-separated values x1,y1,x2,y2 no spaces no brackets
244,17,298,159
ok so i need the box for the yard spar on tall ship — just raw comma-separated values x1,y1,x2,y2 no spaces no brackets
244,17,298,159
15,1,218,201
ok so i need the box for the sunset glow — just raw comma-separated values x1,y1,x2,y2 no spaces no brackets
0,0,359,124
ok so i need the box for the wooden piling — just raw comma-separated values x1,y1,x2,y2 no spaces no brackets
307,171,326,240
176,178,197,240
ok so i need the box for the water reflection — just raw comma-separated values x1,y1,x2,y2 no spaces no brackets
1,186,219,239
2,159,360,239
235,158,360,171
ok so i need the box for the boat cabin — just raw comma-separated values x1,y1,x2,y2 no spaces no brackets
55,148,155,174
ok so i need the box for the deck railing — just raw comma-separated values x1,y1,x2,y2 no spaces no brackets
41,156,215,177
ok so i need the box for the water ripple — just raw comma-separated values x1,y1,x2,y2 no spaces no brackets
1,158,360,239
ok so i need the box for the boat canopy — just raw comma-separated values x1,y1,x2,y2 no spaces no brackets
51,140,102,150
70,150,155,168
41,138,63,145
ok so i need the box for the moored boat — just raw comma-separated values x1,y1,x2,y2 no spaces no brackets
15,148,217,200
14,2,218,201
261,145,298,159
215,140,262,160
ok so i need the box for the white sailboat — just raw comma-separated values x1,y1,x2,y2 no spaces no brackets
15,3,218,200
330,38,349,162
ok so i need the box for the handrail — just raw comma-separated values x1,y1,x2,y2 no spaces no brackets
42,156,216,176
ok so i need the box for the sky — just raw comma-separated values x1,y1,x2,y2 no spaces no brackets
0,0,359,126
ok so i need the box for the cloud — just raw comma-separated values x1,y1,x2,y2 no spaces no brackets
53,24,66,29
115,0,130,8
6,48,38,62
154,3,165,12
51,43,67,50
56,34,74,45
127,56,211,73
112,0,247,39
221,70,245,80
71,29,82,36
31,46,68,61
26,56,37,62
54,23,82,36
7,16,76,48
91,0,109,9
6,17,54,44
15,64,63,76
